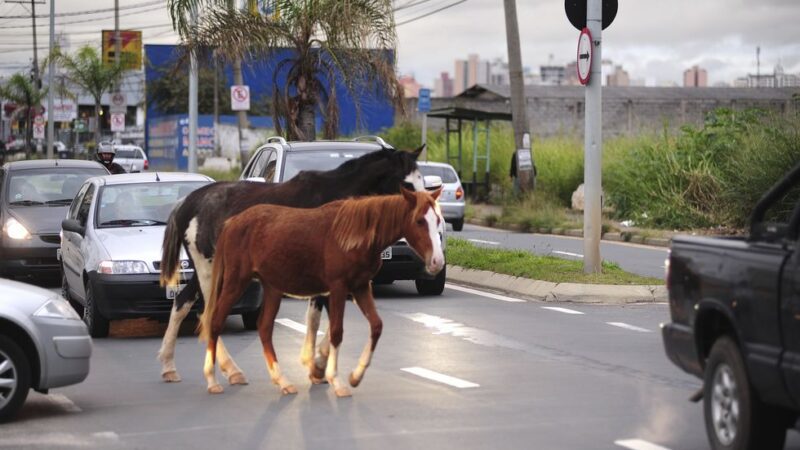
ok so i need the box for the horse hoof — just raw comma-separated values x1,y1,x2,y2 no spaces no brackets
228,372,249,385
207,384,224,394
311,365,326,380
335,387,352,398
281,385,298,395
309,374,328,385
349,372,362,388
162,371,182,383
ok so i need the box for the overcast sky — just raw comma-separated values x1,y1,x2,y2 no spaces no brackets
1,0,798,87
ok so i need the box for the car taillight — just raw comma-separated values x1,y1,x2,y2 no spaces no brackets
144,159,149,170
455,186,464,200
664,256,671,289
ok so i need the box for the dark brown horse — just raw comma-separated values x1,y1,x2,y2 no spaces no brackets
157,146,425,384
199,189,444,397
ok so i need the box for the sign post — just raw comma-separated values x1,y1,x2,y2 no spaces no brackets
33,115,45,140
418,88,431,161
231,85,250,163
110,113,125,132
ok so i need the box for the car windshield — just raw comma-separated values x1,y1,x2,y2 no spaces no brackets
6,167,107,206
96,181,208,228
281,149,374,181
419,165,459,183
115,149,139,159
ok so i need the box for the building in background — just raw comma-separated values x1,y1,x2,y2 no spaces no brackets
398,74,422,98
433,72,454,97
454,58,467,95
607,65,630,87
683,65,708,87
540,65,565,86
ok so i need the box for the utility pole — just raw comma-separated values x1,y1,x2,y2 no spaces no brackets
114,0,121,143
188,6,198,173
229,0,248,169
503,0,532,191
213,52,221,157
46,0,55,159
756,46,761,88
583,0,603,273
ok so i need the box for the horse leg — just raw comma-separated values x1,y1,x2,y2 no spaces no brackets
157,294,195,382
349,284,382,388
301,297,325,383
313,297,331,377
325,288,351,398
259,287,296,395
203,334,223,394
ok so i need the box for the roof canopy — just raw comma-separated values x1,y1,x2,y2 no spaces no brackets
425,107,512,122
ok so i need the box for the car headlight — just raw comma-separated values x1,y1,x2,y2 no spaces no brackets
34,298,81,320
99,260,149,274
4,217,31,240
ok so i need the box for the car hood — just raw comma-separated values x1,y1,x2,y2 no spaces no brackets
95,226,168,267
0,278,56,315
7,205,69,235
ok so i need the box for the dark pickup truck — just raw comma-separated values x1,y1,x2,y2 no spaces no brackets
662,163,800,450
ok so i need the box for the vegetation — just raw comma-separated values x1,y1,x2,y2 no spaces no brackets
0,73,48,159
446,238,663,285
169,0,403,141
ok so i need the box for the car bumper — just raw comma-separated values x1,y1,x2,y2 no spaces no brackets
33,317,92,389
0,236,61,276
375,244,437,282
87,272,262,320
439,201,465,220
661,322,702,378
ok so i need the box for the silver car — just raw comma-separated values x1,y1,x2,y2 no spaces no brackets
0,277,91,423
418,161,466,231
111,145,149,173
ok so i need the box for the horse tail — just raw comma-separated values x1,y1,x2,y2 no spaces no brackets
198,236,226,343
160,205,183,288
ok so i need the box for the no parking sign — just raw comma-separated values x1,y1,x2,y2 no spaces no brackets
111,113,125,132
231,85,250,111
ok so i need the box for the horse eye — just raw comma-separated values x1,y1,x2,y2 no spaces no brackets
416,218,426,226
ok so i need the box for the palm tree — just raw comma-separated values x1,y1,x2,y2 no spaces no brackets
0,73,48,159
168,0,403,141
49,45,125,148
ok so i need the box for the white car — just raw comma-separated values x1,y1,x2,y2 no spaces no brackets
0,277,91,423
59,172,212,337
111,145,149,173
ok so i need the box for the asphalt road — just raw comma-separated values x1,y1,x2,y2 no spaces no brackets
6,281,799,449
453,224,670,279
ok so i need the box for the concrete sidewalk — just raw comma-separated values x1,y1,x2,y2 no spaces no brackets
445,265,668,305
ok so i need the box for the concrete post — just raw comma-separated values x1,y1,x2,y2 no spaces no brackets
188,7,198,173
46,0,55,159
583,0,603,273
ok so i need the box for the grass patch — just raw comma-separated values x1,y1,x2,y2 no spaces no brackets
199,168,240,181
446,237,663,285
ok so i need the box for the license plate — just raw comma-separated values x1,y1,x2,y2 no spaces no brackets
166,284,186,300
381,247,392,260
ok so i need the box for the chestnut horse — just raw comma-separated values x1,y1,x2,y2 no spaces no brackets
158,146,425,384
199,189,444,397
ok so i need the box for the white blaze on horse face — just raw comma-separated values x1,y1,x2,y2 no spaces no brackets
424,207,445,274
404,169,425,191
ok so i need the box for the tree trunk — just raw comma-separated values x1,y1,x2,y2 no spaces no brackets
298,102,316,142
94,100,102,151
25,111,32,160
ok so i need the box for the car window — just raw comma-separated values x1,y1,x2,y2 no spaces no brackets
250,150,270,179
260,150,277,180
281,149,373,181
76,184,95,227
418,165,459,183
136,149,145,160
115,149,138,159
96,181,209,228
6,167,107,206
68,183,90,220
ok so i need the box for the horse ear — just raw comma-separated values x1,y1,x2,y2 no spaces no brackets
430,186,443,201
401,187,416,204
410,144,425,160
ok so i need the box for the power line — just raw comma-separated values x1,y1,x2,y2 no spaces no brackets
396,0,467,26
0,0,162,19
0,22,173,38
394,0,438,12
0,5,167,29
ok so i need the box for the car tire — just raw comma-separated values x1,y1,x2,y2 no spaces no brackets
0,335,31,423
703,336,788,450
241,311,260,330
451,219,464,232
83,282,110,338
415,265,446,296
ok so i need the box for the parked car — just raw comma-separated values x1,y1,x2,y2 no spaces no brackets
0,277,92,423
662,163,800,450
418,161,465,231
0,160,109,279
112,144,149,173
59,172,238,337
241,136,447,295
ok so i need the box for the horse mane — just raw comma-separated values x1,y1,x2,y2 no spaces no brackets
331,192,433,252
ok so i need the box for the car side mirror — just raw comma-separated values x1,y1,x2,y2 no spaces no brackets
424,175,443,191
62,218,85,237
245,177,267,183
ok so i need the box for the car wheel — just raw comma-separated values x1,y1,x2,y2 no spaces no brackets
703,336,788,450
83,282,110,338
241,311,259,330
415,265,446,296
452,219,464,232
61,268,83,316
0,335,31,423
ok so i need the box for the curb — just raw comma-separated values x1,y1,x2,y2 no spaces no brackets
465,218,672,248
445,265,667,305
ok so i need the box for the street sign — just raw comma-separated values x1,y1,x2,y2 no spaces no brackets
33,116,45,139
565,0,617,30
110,113,125,132
74,119,86,132
516,149,533,170
577,27,593,85
418,88,431,113
110,92,127,114
231,85,250,111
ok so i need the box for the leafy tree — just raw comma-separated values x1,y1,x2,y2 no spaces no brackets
168,0,403,140
48,45,125,147
0,73,48,159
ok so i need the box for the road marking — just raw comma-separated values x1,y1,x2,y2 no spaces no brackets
401,367,479,388
445,283,526,303
552,250,583,258
276,318,324,336
607,322,652,333
48,393,82,412
401,312,526,351
468,238,500,245
541,306,585,315
615,438,671,450
92,431,120,441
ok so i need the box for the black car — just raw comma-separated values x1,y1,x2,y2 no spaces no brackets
0,159,109,278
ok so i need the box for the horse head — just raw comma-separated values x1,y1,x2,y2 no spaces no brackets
343,144,425,195
400,187,445,276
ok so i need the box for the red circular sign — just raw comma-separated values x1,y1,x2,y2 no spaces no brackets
232,86,248,102
577,27,593,85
